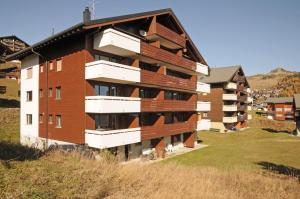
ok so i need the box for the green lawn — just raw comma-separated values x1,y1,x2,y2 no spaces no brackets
165,128,300,170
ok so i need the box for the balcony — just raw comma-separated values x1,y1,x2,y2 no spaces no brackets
197,119,211,131
223,116,237,123
248,114,252,120
85,128,141,149
223,105,237,112
197,101,211,112
196,63,209,75
85,60,141,83
146,23,186,49
247,88,251,93
94,28,140,56
248,106,252,111
141,122,196,140
247,96,253,103
141,70,196,91
85,96,141,113
141,99,196,112
197,82,210,93
140,42,196,71
223,94,237,101
237,85,245,92
225,82,237,90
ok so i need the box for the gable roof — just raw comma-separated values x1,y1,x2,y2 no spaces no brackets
201,65,241,84
7,8,207,65
266,97,294,104
294,94,300,109
0,35,29,47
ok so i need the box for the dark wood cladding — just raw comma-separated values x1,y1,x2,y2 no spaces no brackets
154,23,186,47
141,122,196,140
140,42,196,71
238,104,247,111
141,69,196,91
141,98,196,112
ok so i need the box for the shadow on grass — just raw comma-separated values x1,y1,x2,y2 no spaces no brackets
257,161,300,182
262,128,292,134
0,141,43,168
0,98,20,108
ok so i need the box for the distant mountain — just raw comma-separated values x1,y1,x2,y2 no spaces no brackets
248,67,300,99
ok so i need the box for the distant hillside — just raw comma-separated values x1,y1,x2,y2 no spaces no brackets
248,67,300,97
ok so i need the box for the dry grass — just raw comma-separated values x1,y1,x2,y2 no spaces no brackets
0,149,299,199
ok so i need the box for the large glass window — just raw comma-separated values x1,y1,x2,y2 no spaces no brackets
95,84,119,96
95,114,117,130
165,91,173,100
164,113,174,124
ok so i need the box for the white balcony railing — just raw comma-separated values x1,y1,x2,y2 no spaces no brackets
247,88,251,93
85,96,141,113
197,101,211,112
85,128,141,149
247,96,253,103
197,119,211,131
248,106,252,111
248,114,252,120
223,105,237,111
225,82,237,90
223,116,237,123
85,60,141,83
94,28,140,56
197,82,210,93
196,62,209,75
222,94,237,101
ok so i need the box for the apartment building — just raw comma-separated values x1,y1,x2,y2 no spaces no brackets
266,97,294,121
8,8,210,160
199,66,251,132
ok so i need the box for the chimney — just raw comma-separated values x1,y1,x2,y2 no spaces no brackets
83,7,91,23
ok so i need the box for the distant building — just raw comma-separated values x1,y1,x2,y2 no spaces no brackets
0,35,29,63
266,97,294,121
294,94,300,135
200,65,252,132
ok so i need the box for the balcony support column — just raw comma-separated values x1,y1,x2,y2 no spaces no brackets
183,132,195,148
152,137,165,158
129,115,139,128
131,58,139,67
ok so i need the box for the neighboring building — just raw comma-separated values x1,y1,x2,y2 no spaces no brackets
200,66,252,132
266,97,294,121
293,94,300,135
7,8,210,160
0,35,29,63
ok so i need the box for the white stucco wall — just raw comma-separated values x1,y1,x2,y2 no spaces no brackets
20,54,40,146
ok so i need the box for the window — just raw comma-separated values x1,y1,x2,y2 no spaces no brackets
26,91,32,102
39,89,43,97
94,84,117,96
26,114,32,125
49,61,54,70
56,87,61,100
40,65,44,73
26,67,32,79
56,59,62,71
49,88,53,97
95,114,118,130
165,91,173,100
56,115,61,128
39,114,43,123
203,112,208,118
164,113,174,124
49,114,53,124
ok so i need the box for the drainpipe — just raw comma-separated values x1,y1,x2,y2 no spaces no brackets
31,48,49,150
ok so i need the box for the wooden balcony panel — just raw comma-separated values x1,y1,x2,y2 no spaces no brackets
141,99,196,112
155,23,186,48
140,42,196,71
141,122,196,140
141,70,196,91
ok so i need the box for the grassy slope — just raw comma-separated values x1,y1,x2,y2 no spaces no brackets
0,108,19,143
0,78,19,100
165,129,300,170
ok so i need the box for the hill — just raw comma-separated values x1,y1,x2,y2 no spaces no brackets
248,67,300,103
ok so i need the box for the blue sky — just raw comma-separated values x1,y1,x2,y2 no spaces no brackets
1,0,299,75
